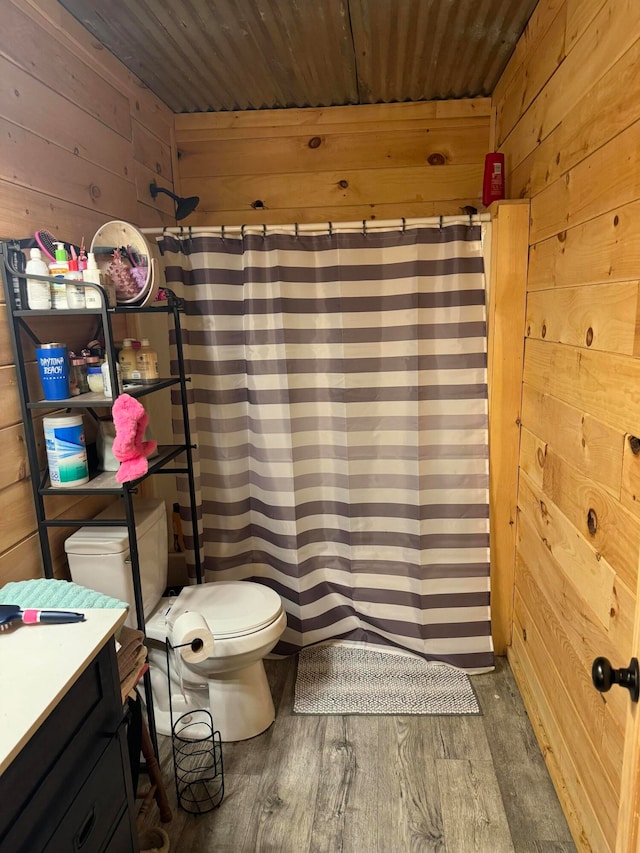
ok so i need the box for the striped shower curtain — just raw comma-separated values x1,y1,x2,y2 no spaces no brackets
159,220,493,671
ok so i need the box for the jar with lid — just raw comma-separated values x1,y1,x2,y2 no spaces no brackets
86,365,104,394
70,357,89,394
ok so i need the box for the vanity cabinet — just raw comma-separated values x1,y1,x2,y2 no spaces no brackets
0,610,137,852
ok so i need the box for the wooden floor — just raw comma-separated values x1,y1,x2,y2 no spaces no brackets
141,656,575,853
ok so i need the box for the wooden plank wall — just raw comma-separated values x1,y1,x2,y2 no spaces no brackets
0,0,175,586
487,201,529,656
494,1,640,849
173,100,491,225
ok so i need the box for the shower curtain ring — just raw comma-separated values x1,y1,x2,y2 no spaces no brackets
294,222,299,239
220,224,225,240
328,222,333,236
362,220,367,237
468,212,473,227
262,223,267,238
401,217,406,233
439,216,443,230
241,224,246,239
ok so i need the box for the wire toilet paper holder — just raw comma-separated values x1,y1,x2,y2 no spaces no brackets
164,639,224,813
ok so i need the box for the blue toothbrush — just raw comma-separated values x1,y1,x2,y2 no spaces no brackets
0,604,86,631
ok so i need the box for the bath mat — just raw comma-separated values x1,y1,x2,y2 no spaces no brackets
293,644,480,715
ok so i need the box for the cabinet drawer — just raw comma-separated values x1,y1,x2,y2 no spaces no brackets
101,809,138,853
0,642,123,850
43,735,127,853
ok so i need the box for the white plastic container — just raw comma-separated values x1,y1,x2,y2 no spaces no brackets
64,498,168,628
86,365,104,393
101,360,121,398
83,252,112,308
43,414,89,487
25,248,51,310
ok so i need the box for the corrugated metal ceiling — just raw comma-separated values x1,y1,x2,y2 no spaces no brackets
58,0,539,112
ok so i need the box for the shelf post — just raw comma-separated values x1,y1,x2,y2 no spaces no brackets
0,242,54,577
170,295,203,584
122,486,159,756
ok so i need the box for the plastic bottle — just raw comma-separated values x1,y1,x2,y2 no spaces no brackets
482,153,506,207
65,259,85,309
118,339,137,382
49,242,69,309
25,248,51,310
82,253,103,308
101,360,121,398
136,338,159,383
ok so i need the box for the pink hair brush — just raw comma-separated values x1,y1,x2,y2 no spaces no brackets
34,229,58,261
34,230,81,262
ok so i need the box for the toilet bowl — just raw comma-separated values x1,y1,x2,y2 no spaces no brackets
64,499,287,741
146,581,287,741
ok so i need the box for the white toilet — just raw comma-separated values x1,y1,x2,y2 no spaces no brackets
64,499,287,741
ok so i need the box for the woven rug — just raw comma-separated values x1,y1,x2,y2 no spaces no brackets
293,644,480,716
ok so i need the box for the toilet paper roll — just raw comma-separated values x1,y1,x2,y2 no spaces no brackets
171,611,214,663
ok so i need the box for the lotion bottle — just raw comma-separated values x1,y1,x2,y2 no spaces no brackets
118,338,137,382
25,248,51,310
83,252,103,308
136,338,159,383
65,259,85,308
49,242,69,309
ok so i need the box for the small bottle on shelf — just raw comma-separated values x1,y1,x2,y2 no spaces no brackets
136,338,159,384
65,259,85,309
83,253,103,308
25,248,51,310
49,243,69,310
118,338,137,382
101,360,121,398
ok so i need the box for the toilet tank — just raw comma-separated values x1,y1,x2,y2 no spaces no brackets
64,498,168,628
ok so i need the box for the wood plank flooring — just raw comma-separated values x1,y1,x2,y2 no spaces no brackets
140,656,575,853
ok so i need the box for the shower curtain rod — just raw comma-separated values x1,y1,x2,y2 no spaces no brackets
141,212,491,238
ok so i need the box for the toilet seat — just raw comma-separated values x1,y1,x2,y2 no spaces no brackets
145,581,283,643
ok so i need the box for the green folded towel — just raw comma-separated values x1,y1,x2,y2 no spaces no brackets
0,578,128,611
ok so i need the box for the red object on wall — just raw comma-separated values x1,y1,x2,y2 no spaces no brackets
482,153,505,207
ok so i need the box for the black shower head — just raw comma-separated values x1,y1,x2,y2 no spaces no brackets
149,182,200,221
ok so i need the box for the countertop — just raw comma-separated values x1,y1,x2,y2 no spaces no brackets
0,608,127,775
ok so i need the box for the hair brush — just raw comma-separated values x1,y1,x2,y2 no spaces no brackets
34,229,58,261
34,230,82,262
0,604,85,631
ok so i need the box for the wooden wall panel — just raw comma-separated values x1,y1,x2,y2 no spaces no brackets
525,282,640,356
494,0,640,848
0,0,176,584
487,200,529,654
173,101,491,225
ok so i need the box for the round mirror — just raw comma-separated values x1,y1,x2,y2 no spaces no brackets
89,220,158,306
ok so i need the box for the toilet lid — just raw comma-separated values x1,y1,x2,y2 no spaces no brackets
171,581,283,639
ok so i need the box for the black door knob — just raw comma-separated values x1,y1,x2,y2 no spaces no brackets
592,656,639,702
